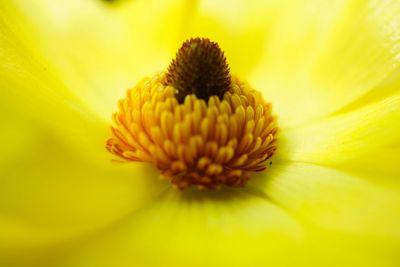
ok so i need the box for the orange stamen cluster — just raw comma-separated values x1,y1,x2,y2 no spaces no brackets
106,72,278,189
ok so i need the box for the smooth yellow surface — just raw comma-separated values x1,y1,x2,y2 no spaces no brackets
0,0,399,266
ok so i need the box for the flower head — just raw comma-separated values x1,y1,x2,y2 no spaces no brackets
107,38,278,189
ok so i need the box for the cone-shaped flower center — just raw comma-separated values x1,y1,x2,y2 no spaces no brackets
107,38,278,190
166,38,231,103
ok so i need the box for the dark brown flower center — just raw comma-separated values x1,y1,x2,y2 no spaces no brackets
166,38,231,103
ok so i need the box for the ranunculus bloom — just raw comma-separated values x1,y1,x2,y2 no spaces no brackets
1,1,399,266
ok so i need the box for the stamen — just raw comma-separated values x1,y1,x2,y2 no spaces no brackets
106,38,278,190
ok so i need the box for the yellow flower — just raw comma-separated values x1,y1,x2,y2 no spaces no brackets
1,0,399,267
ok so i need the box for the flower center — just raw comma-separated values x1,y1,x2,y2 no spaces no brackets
166,38,231,103
106,38,278,190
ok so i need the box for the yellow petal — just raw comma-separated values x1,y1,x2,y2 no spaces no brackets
250,162,400,240
180,1,284,77
0,75,167,263
36,187,400,267
1,1,133,164
0,148,167,264
248,0,400,126
0,107,36,172
0,114,168,263
282,92,400,186
41,188,303,267
0,6,168,261
1,0,191,119
1,4,107,162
